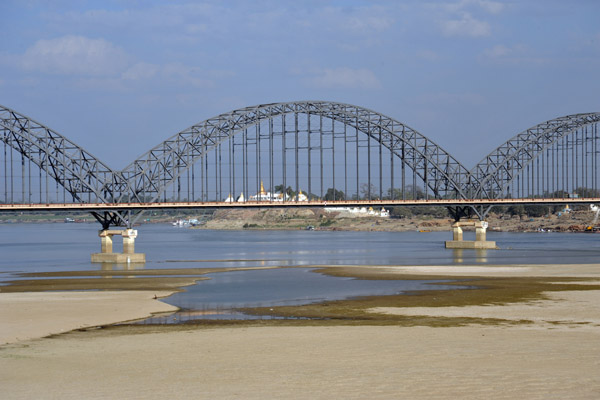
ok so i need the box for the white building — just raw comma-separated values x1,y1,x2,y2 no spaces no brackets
224,181,308,202
324,206,389,218
248,181,272,201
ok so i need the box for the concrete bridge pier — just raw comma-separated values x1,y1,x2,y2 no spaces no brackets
91,229,145,263
122,229,137,255
100,233,113,254
445,220,497,249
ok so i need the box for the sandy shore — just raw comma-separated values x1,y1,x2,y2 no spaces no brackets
380,263,600,278
1,326,599,399
370,289,600,329
0,291,177,345
1,264,599,399
317,262,600,278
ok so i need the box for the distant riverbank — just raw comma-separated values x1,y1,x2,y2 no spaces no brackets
196,207,599,233
2,206,598,233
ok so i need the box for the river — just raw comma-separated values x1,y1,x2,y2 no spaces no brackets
1,223,598,319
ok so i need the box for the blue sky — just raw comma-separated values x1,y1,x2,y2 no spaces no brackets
1,0,599,169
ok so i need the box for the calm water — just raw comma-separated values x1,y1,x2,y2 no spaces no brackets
163,268,457,307
1,223,599,316
142,268,463,322
2,223,600,274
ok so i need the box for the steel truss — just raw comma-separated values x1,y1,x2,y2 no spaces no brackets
2,102,600,227
0,105,131,226
121,101,474,203
470,113,600,199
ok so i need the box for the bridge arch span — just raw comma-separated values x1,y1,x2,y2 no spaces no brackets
470,113,600,199
0,105,120,204
122,101,475,203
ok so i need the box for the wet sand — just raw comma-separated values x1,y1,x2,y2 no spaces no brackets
1,263,599,399
1,325,598,399
315,262,600,279
0,291,178,345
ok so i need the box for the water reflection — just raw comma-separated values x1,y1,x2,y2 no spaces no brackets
2,224,600,276
452,249,488,263
100,262,146,271
164,268,462,309
477,249,488,263
453,249,464,263
99,262,146,278
142,268,466,322
3,224,600,322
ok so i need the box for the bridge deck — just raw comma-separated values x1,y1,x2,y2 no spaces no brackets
1,198,599,212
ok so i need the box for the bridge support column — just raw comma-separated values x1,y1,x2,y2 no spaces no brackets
100,234,113,254
452,224,463,241
122,229,137,254
92,229,145,263
475,222,487,242
445,221,497,249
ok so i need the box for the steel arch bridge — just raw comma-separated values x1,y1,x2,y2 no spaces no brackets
470,113,600,198
120,101,474,201
2,101,600,228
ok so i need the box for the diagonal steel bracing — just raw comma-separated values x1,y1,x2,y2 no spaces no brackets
2,102,600,227
120,101,475,203
470,113,600,199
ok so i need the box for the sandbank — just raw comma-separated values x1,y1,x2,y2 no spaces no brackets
370,289,600,329
1,325,599,399
0,291,177,345
381,263,600,278
314,262,600,278
1,263,599,399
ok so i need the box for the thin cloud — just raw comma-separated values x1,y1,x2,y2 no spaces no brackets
432,0,504,38
477,0,505,15
441,0,505,15
8,35,227,91
441,12,490,37
319,6,395,34
416,91,486,106
20,35,130,76
122,63,160,81
480,44,548,66
123,62,225,89
306,68,382,90
161,63,215,88
483,44,513,58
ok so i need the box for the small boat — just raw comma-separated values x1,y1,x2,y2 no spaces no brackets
172,219,190,227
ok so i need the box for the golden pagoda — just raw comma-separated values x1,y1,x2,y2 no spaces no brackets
259,181,266,195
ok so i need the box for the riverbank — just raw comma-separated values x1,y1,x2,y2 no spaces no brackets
2,325,598,399
3,207,598,233
198,207,598,233
1,263,599,342
1,263,599,398
0,291,177,344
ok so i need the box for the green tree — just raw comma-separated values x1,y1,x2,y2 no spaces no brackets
411,206,449,217
575,187,600,198
274,184,295,197
324,188,345,201
523,204,548,217
549,190,570,198
386,185,426,200
506,205,525,216
389,207,412,218
359,183,378,199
